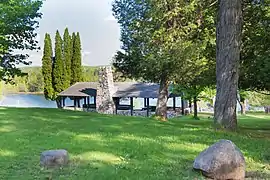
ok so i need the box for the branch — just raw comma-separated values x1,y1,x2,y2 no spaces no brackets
255,90,270,96
209,1,218,7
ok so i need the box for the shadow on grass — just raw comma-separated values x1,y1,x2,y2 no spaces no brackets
0,107,269,179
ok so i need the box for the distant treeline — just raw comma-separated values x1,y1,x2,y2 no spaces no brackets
1,66,131,94
1,66,100,93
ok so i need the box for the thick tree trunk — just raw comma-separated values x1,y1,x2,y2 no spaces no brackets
155,78,169,120
193,97,198,119
240,100,246,115
214,0,242,130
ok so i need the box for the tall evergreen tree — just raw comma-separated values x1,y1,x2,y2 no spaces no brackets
42,33,54,100
71,32,83,84
63,28,72,88
52,30,64,100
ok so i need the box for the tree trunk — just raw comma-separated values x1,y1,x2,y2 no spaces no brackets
193,97,198,119
214,0,242,130
56,98,62,108
189,100,192,113
265,106,270,114
155,77,169,120
181,95,185,115
240,100,246,115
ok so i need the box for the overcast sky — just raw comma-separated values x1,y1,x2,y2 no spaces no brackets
27,0,121,67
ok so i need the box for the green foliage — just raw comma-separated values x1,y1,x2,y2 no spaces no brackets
112,0,217,119
200,87,216,106
247,91,270,107
63,28,72,88
71,32,83,85
42,34,54,99
26,67,43,92
82,66,99,82
240,1,270,92
52,30,64,95
0,0,43,82
112,0,215,84
2,66,102,94
0,108,270,179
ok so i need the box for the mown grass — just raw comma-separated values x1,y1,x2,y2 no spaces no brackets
0,107,269,179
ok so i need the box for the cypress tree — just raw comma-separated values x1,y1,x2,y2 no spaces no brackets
42,33,54,100
71,32,83,84
63,28,72,88
52,30,64,94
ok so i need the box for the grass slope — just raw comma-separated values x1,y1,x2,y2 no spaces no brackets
0,108,269,179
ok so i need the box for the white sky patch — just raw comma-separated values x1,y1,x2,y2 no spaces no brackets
104,14,116,22
19,0,121,67
82,51,91,56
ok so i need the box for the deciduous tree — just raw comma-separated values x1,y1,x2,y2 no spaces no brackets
112,0,216,120
0,0,43,82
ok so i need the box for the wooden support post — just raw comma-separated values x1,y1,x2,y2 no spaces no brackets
114,98,120,115
87,96,90,106
94,96,96,108
74,97,76,108
173,97,176,111
84,97,87,106
144,98,147,108
78,99,81,108
147,98,150,117
130,97,134,116
63,97,66,107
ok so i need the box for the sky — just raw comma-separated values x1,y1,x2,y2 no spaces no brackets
27,0,121,67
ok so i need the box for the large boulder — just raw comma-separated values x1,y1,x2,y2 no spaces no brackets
40,149,69,168
193,139,245,180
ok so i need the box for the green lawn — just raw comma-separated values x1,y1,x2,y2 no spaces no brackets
0,108,269,179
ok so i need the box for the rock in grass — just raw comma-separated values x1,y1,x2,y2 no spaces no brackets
193,139,245,180
40,149,69,168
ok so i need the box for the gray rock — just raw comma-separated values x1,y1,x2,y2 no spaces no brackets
40,149,69,167
193,139,245,180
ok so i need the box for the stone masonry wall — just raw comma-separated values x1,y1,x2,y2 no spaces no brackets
96,66,116,114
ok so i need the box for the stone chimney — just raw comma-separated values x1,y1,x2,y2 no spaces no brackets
96,66,116,114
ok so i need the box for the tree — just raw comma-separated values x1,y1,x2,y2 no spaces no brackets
214,0,242,130
42,34,54,100
112,0,215,120
27,68,43,92
71,32,82,84
238,90,249,115
240,0,270,93
63,28,72,88
52,30,64,107
172,67,216,120
0,0,43,82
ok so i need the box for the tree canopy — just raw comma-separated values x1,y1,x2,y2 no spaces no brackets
240,0,270,92
112,0,216,119
0,0,43,82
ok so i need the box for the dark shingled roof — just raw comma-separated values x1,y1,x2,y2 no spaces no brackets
58,82,180,98
58,82,98,97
